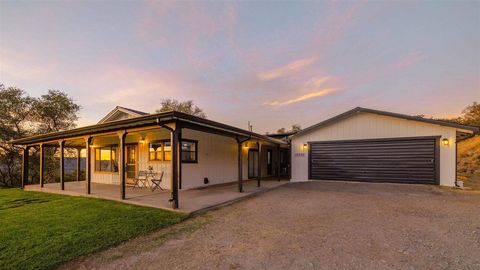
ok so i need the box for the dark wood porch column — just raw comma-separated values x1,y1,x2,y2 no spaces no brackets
59,140,65,190
276,144,281,181
21,146,30,188
76,147,81,182
236,139,243,192
39,143,44,188
118,131,127,200
257,141,262,187
171,127,181,209
84,137,92,194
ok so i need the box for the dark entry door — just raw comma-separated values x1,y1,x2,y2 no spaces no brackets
309,137,438,184
267,149,273,175
248,149,259,178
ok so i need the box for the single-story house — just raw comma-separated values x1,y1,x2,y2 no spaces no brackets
11,106,479,209
11,106,290,209
291,107,479,186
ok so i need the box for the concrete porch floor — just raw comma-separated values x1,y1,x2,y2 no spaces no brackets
24,180,288,213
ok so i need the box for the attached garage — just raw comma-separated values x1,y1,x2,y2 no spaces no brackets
309,137,439,184
291,107,479,186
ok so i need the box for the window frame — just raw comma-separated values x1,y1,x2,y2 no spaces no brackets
94,146,118,173
181,139,198,164
148,140,171,161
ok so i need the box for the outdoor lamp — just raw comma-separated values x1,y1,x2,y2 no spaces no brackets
139,137,145,144
302,143,308,151
441,138,449,146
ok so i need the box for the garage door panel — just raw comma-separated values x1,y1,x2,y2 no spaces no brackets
309,137,438,184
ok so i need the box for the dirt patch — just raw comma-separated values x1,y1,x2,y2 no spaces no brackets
60,181,480,270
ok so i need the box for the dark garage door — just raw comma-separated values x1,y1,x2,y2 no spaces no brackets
309,137,438,184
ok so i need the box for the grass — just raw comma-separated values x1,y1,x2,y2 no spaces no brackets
0,188,186,270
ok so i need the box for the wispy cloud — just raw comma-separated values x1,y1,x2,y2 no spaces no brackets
264,88,337,106
264,76,338,107
257,57,317,81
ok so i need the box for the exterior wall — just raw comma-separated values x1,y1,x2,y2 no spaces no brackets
91,128,255,190
181,129,239,189
291,112,457,186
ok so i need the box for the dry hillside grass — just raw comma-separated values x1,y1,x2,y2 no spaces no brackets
457,136,480,189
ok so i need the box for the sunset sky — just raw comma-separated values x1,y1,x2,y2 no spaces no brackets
1,0,479,134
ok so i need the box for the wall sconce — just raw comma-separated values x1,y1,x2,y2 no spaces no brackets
302,143,308,151
243,142,249,149
139,137,145,144
441,138,449,146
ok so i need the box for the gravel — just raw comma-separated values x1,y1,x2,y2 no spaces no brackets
60,181,480,270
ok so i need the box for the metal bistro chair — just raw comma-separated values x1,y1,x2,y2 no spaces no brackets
133,170,148,189
151,171,164,191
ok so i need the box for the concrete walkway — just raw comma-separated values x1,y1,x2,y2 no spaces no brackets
24,180,288,213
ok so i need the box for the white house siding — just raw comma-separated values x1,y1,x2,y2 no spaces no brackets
291,112,457,186
181,129,239,189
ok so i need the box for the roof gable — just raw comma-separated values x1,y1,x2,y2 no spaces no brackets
98,106,149,124
294,107,479,137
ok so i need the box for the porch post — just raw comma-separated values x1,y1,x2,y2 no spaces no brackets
236,139,243,192
21,146,30,188
59,140,65,190
257,141,262,187
276,144,281,181
85,137,92,194
171,127,180,209
76,147,81,182
39,143,44,188
118,131,127,200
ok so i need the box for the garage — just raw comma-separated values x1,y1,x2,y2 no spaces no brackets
308,137,438,184
290,107,479,186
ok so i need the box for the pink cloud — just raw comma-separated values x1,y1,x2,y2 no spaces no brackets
257,57,317,81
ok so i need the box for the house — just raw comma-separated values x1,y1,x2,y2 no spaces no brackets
12,106,290,209
291,107,479,186
11,106,479,209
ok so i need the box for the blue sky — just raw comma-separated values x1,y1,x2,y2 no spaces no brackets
1,0,479,133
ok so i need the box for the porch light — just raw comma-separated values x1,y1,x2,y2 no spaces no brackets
441,138,449,146
243,142,249,149
302,143,308,151
139,137,146,144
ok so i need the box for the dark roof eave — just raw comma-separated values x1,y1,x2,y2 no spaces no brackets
10,110,287,146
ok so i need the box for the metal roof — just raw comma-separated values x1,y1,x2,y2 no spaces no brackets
294,107,480,137
11,110,286,145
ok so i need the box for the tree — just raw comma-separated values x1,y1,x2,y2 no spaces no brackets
459,102,480,127
155,99,206,118
0,85,81,186
274,124,301,134
0,85,34,186
32,90,81,133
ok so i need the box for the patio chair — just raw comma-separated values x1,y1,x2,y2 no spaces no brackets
151,171,164,191
132,171,148,189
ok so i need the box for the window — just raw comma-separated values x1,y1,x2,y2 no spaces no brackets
181,140,197,163
148,140,171,161
94,146,118,172
148,139,197,163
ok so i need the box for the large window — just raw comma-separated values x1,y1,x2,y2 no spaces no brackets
94,146,118,172
181,139,197,163
149,140,171,161
149,139,197,163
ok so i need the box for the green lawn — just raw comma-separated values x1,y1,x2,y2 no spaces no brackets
0,188,186,270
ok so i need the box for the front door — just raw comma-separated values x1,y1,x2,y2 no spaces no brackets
248,149,258,179
267,149,273,175
126,144,137,184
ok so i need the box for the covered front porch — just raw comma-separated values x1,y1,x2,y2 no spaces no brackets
24,179,288,213
13,110,290,211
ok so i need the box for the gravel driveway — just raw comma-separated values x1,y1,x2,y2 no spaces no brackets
61,181,480,270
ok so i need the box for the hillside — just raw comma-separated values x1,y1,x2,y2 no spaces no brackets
457,136,480,190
